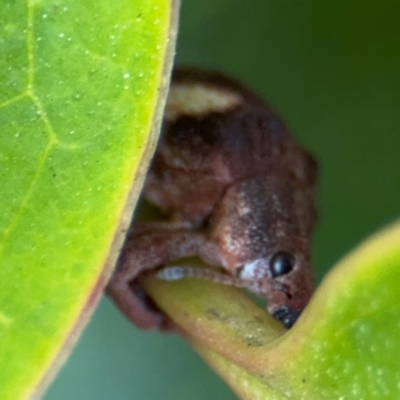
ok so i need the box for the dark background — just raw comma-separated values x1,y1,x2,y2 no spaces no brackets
45,1,400,399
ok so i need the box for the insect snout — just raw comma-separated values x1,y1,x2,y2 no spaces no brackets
272,307,302,329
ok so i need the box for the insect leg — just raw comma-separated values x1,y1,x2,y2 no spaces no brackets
106,231,208,330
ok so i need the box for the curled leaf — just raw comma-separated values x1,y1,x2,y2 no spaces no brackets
145,220,400,399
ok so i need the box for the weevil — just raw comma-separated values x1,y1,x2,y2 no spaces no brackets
107,68,317,330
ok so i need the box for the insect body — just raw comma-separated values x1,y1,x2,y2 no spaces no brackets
107,68,317,329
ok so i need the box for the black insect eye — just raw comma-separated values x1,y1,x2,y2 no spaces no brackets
269,251,295,277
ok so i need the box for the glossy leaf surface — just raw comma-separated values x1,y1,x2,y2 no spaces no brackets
145,221,400,399
0,0,177,398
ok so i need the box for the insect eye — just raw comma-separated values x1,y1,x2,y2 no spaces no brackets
269,251,295,278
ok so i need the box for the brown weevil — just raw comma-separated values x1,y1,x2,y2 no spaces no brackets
107,68,318,330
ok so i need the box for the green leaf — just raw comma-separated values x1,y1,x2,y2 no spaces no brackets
0,0,178,398
268,220,400,399
145,220,400,399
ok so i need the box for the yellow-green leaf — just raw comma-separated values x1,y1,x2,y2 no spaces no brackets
0,0,178,398
145,220,400,399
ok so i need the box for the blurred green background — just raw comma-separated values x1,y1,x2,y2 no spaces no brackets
44,1,400,399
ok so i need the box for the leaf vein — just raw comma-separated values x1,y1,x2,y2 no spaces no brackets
0,93,29,110
0,2,61,251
